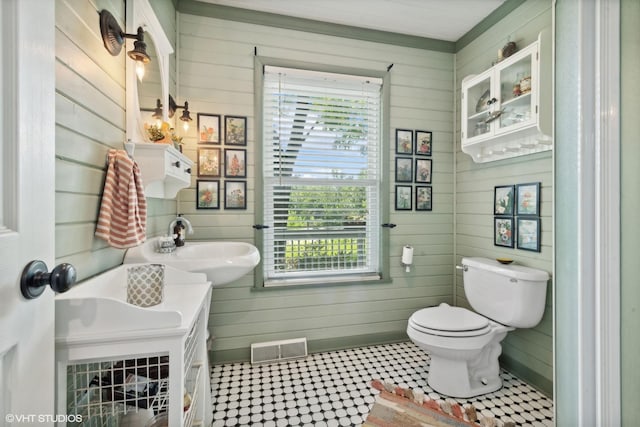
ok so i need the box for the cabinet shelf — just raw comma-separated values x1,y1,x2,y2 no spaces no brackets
128,142,193,199
461,30,552,163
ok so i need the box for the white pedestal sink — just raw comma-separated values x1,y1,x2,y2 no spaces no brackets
124,239,260,286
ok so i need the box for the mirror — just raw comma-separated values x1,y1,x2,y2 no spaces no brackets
125,0,173,145
137,33,168,141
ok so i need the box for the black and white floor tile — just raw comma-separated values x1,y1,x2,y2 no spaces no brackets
210,341,554,426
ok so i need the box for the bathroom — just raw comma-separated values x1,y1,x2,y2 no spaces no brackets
2,0,637,425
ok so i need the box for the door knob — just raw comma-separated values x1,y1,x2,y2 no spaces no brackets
20,260,77,299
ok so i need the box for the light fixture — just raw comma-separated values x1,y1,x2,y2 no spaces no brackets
168,95,193,131
99,10,150,81
152,99,163,120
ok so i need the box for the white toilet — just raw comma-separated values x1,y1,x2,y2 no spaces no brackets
407,257,549,398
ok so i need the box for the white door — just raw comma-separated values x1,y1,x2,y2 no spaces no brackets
0,0,57,423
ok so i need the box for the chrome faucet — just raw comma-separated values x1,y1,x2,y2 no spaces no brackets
168,214,194,237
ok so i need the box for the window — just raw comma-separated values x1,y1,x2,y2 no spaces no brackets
259,65,384,287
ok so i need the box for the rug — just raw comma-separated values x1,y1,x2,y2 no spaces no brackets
362,380,513,427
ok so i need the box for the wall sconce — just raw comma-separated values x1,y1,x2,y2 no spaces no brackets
151,96,193,131
168,95,193,131
99,10,150,81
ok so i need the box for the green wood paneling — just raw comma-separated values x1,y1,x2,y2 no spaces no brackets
177,13,455,356
454,0,553,395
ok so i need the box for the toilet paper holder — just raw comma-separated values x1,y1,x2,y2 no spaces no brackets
401,245,413,272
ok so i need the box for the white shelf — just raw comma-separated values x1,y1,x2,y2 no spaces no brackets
129,143,193,199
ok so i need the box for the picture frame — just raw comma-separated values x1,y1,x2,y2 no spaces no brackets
225,115,247,146
494,185,515,216
395,157,413,182
197,113,221,144
414,130,432,156
517,217,541,252
516,182,541,216
415,186,432,211
415,159,432,183
225,180,247,209
197,147,221,177
494,217,514,248
196,180,220,209
395,129,413,154
395,185,412,210
224,148,247,178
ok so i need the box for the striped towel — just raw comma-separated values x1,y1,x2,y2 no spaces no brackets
95,149,147,249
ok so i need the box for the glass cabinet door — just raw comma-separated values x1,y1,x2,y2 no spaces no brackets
463,71,493,141
495,44,537,133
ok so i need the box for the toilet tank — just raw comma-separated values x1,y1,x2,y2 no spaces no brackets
462,257,549,328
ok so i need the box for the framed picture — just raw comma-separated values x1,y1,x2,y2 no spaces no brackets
416,186,432,211
516,182,541,216
494,185,515,216
395,185,412,210
197,113,221,144
415,130,432,156
395,157,413,182
415,159,432,183
225,115,247,146
224,148,247,178
196,180,220,209
225,180,247,209
395,129,413,154
517,217,541,252
197,147,221,177
494,217,514,248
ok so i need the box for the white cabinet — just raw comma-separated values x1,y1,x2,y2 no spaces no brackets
131,143,193,199
461,30,552,163
55,265,212,427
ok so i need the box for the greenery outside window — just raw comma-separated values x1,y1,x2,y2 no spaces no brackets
258,63,386,287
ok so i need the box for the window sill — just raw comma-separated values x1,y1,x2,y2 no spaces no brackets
254,273,390,291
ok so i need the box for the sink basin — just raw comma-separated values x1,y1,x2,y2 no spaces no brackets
124,239,260,286
55,265,211,340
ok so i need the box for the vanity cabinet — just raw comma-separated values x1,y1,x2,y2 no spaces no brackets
132,143,193,199
55,265,212,427
461,30,552,162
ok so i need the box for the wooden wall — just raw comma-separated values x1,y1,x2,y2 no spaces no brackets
54,0,177,281
454,0,554,394
174,13,455,361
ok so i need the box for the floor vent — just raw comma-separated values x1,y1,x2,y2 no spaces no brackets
251,338,308,364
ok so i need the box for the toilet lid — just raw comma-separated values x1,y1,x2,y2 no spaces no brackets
410,305,489,333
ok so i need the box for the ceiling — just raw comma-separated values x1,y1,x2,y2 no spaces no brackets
195,0,508,42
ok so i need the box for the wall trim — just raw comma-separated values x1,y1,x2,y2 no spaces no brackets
210,332,408,364
455,0,527,51
177,0,454,52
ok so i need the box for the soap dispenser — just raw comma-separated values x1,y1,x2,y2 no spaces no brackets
173,220,185,247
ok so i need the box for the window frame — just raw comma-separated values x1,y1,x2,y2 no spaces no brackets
253,56,391,289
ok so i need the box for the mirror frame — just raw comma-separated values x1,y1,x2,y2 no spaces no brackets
125,0,173,144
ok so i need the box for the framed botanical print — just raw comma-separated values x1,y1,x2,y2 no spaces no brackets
395,157,413,182
224,149,247,178
196,180,220,209
494,217,514,248
416,186,432,211
197,113,221,144
224,115,247,145
516,182,541,216
395,129,413,154
494,185,515,216
414,130,432,156
517,217,541,252
395,185,412,210
197,147,221,177
415,159,432,183
225,180,247,209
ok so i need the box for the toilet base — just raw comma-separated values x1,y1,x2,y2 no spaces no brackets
428,354,502,398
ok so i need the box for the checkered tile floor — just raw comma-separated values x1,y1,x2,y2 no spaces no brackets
210,341,554,426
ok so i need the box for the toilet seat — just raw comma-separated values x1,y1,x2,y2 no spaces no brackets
408,304,491,337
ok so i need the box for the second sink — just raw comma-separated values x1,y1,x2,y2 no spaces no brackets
124,239,260,286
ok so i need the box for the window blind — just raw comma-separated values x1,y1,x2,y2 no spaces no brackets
261,65,383,285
